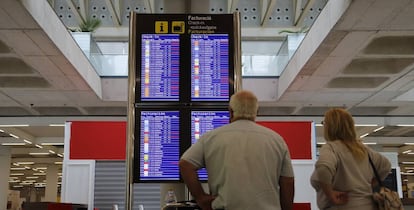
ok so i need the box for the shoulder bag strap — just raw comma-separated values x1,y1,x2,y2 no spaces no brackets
368,154,384,187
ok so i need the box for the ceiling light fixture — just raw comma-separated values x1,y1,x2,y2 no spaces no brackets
1,143,26,146
9,133,19,139
48,150,56,154
26,176,39,179
35,144,43,148
54,162,62,165
397,124,414,127
23,139,32,144
29,152,50,155
0,124,29,127
36,167,47,170
401,172,414,175
363,142,377,145
41,142,64,146
49,124,65,127
10,173,24,176
402,162,414,164
360,133,370,138
16,162,35,165
373,126,385,132
33,173,46,176
317,142,326,145
403,150,413,154
355,124,378,126
405,143,414,145
57,153,64,157
10,168,26,170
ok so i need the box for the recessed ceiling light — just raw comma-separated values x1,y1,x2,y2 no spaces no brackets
49,124,65,127
0,124,29,127
41,142,64,146
16,162,35,165
10,173,24,176
10,168,26,170
9,133,19,139
29,152,49,155
23,139,32,144
373,126,384,132
1,143,26,146
363,142,377,145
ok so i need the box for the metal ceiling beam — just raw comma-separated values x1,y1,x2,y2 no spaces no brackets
65,0,85,25
78,0,88,21
228,0,240,13
105,0,121,26
144,0,154,13
261,0,277,26
294,0,315,26
293,0,303,25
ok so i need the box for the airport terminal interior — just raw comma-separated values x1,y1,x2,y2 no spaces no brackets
1,0,414,209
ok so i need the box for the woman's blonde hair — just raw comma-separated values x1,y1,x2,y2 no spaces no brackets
323,108,367,160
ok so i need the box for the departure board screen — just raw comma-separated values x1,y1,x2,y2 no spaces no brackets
139,111,180,181
141,34,180,101
191,111,230,180
191,34,230,101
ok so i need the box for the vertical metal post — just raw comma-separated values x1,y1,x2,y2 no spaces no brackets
233,12,242,92
126,11,137,210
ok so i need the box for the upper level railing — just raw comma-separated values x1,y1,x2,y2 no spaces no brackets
71,33,306,78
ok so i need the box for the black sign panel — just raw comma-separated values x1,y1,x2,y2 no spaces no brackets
132,13,237,183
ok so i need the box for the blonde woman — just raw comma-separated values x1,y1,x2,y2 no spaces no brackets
311,108,391,210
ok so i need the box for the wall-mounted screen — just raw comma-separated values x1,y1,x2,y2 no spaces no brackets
136,110,180,181
191,110,230,180
191,34,230,102
141,34,180,101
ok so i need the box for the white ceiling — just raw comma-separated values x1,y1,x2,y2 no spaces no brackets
1,0,414,189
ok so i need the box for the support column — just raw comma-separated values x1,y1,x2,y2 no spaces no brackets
0,146,11,210
44,164,58,202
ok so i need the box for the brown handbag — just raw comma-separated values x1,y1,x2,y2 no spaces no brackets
368,155,404,210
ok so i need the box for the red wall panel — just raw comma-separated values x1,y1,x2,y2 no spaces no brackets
257,121,313,159
70,121,313,160
293,203,311,210
70,121,126,160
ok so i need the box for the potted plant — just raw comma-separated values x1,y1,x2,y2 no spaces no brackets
70,18,102,58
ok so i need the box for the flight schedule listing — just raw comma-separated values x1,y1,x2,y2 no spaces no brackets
141,34,180,101
191,111,230,180
191,34,230,101
140,111,180,181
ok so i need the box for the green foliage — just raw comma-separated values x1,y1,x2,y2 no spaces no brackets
79,18,102,32
278,26,309,34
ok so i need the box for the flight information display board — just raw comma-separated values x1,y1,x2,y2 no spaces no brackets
130,13,240,183
191,110,230,180
191,34,230,101
141,34,180,101
137,110,180,181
